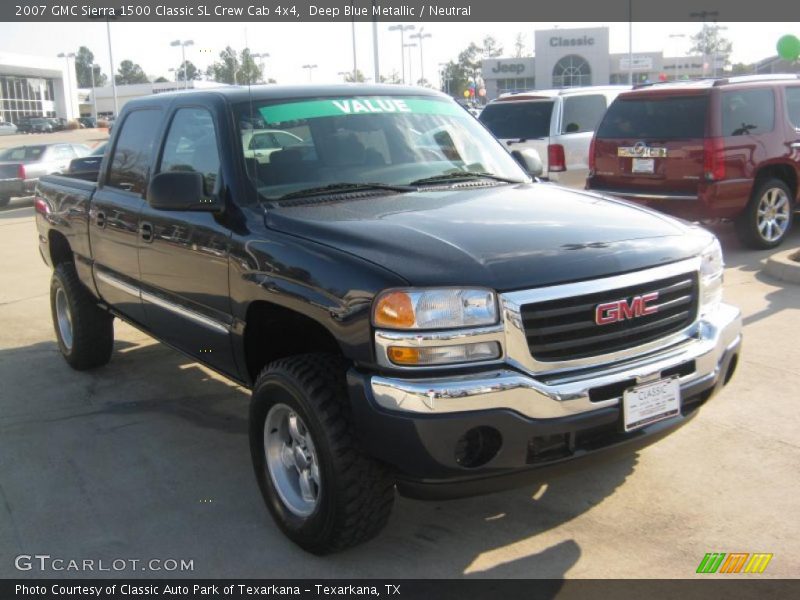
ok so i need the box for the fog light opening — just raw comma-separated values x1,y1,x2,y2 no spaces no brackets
723,353,739,386
454,426,502,469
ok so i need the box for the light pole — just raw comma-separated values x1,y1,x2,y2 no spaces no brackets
350,10,358,82
628,0,633,85
170,39,194,89
89,62,99,121
371,0,380,82
252,52,270,83
409,28,432,86
302,64,318,82
168,67,177,82
56,52,76,119
388,25,415,84
404,43,417,86
106,19,118,117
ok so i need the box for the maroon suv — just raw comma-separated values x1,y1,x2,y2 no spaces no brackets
587,75,800,248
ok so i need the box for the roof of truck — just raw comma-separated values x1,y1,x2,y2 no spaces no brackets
125,84,447,108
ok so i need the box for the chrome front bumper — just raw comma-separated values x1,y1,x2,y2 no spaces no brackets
371,302,741,419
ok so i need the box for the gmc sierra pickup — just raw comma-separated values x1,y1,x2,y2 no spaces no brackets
35,85,742,554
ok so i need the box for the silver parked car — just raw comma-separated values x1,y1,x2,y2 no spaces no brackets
0,121,18,136
0,143,91,207
479,86,628,188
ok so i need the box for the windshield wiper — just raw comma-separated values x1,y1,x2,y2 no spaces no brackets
409,172,526,186
273,182,416,203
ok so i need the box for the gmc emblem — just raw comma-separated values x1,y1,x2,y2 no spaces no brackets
595,292,659,325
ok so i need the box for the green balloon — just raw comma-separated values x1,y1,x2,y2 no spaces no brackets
777,34,800,61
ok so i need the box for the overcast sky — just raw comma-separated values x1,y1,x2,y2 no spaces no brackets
0,21,794,85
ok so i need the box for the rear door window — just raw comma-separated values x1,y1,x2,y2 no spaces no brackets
479,100,555,139
786,87,800,128
721,89,774,136
597,95,709,139
561,95,607,134
107,109,163,195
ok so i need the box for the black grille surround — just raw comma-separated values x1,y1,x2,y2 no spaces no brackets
520,272,699,362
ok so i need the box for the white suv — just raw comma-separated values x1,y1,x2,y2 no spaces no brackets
480,86,628,188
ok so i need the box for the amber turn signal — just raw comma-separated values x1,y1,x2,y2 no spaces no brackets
373,291,415,328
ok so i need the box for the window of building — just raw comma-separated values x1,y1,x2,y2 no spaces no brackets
496,77,535,96
552,55,592,88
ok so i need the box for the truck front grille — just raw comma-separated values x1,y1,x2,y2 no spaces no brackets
520,272,698,362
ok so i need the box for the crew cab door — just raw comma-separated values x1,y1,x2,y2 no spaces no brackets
91,108,163,326
137,105,237,376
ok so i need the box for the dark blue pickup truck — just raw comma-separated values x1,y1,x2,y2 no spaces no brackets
34,85,741,554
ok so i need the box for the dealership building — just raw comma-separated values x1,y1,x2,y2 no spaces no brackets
481,27,707,100
0,51,80,123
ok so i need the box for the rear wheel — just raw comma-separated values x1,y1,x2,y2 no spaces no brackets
50,262,114,370
249,354,395,554
0,196,9,208
735,178,794,249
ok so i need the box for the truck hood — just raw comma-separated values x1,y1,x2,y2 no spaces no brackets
265,183,712,290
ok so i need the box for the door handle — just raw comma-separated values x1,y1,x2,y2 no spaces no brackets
95,210,106,229
790,142,800,149
139,221,154,243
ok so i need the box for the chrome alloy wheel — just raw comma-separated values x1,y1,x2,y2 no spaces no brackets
757,187,791,243
55,287,73,351
264,403,321,517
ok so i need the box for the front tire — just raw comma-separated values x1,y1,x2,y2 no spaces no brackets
735,178,794,249
50,262,114,370
249,354,395,554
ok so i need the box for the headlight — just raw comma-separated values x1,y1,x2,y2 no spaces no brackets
373,288,498,330
699,237,724,315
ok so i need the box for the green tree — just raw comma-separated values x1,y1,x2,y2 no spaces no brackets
176,60,200,82
115,60,149,85
153,76,169,83
379,70,402,84
75,46,107,87
481,36,504,58
207,47,263,84
513,33,531,58
690,24,733,74
730,62,754,76
344,69,367,82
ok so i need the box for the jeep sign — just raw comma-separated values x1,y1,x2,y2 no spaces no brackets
491,62,525,74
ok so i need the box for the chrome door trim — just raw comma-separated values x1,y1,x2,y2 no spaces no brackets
95,269,229,335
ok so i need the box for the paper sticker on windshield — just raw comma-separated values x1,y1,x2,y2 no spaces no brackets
259,97,464,124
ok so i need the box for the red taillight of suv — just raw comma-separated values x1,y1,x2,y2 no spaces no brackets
588,137,597,173
17,164,26,180
548,144,566,172
703,137,726,181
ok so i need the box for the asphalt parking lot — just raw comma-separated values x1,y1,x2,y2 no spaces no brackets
0,133,799,579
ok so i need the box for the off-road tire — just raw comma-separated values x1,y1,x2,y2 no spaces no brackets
249,353,395,554
50,262,114,370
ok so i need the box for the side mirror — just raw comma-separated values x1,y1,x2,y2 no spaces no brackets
147,171,222,212
511,148,544,178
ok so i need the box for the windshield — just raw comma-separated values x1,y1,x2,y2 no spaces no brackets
235,95,529,200
0,146,46,161
597,95,709,139
479,100,555,139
